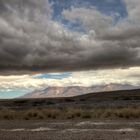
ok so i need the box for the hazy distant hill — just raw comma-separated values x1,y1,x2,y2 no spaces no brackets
21,84,138,98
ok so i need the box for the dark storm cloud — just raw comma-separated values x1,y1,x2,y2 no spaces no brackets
0,0,140,75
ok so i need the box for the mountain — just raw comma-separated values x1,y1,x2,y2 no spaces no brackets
22,86,93,98
21,84,138,98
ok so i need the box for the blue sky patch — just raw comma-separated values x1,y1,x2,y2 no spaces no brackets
34,72,72,80
49,0,128,30
0,90,30,99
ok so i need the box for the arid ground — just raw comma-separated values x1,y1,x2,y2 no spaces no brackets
0,120,140,140
0,89,140,140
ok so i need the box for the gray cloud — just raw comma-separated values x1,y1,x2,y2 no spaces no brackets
0,0,140,75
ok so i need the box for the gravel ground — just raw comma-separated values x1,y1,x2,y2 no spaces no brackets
0,120,140,140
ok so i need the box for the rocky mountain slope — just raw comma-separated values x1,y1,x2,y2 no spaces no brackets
21,84,138,98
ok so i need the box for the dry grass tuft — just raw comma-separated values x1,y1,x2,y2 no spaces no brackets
0,107,139,120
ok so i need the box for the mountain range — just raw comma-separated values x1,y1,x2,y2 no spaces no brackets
21,84,139,98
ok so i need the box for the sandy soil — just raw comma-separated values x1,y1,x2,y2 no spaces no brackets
0,120,140,140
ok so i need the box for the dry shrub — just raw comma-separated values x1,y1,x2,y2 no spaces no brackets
0,107,139,120
42,108,61,119
0,109,16,120
23,109,45,120
115,108,140,119
91,109,104,118
81,110,92,119
65,108,82,119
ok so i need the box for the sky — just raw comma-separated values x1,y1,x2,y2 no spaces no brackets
0,0,140,98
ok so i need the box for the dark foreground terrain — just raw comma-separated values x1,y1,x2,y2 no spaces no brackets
0,89,140,139
0,120,140,140
0,88,140,109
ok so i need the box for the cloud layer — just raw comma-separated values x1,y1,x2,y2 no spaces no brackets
1,67,140,91
0,0,140,74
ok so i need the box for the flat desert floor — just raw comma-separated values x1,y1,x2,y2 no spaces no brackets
0,120,140,140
